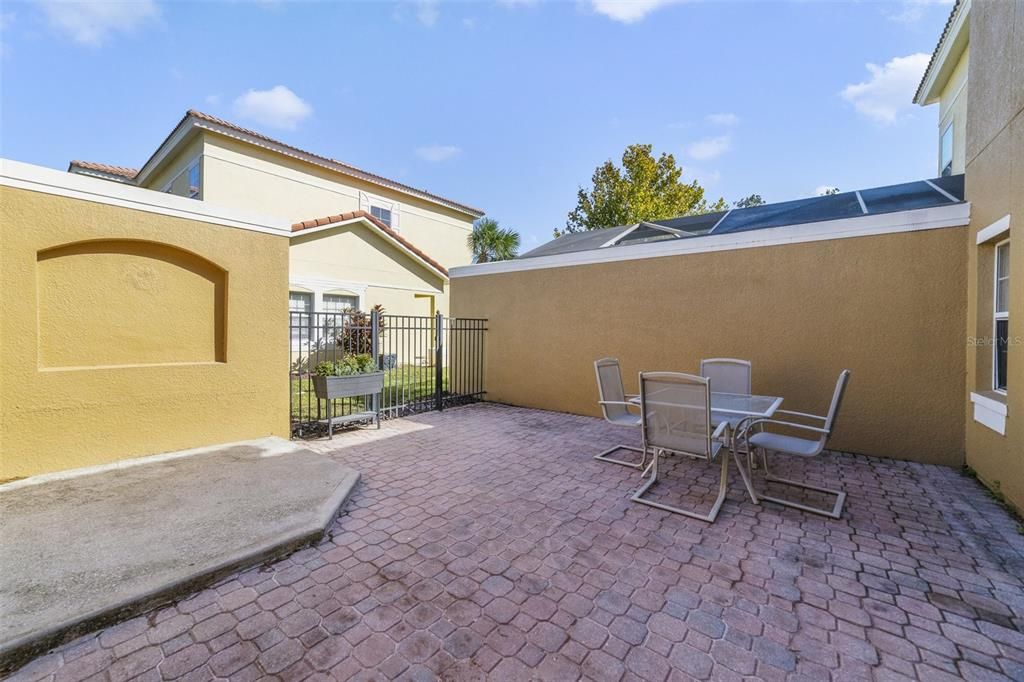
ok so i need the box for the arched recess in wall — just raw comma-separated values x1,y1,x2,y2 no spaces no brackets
36,239,227,369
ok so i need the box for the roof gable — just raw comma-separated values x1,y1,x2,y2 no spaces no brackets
129,110,483,218
914,0,970,105
291,210,449,280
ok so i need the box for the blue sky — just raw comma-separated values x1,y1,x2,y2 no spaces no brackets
1,0,953,251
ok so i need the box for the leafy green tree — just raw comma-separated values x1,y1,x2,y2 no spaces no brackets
562,144,727,236
468,218,521,263
734,194,765,208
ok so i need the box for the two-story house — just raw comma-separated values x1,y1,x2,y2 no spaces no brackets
68,110,485,330
915,0,1022,512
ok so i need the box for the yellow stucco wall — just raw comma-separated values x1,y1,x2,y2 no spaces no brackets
451,227,968,466
938,48,969,176
0,184,291,481
962,0,1024,512
197,134,476,268
289,222,448,316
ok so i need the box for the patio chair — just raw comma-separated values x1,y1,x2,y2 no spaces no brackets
631,372,730,522
742,370,851,518
701,357,754,457
593,358,644,468
700,358,752,395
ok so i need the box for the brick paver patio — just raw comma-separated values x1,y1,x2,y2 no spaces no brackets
11,403,1024,681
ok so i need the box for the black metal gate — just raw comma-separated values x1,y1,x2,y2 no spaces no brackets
290,310,486,436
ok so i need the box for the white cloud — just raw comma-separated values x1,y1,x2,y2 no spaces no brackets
886,0,954,24
686,135,731,161
415,144,462,162
706,112,739,126
233,85,312,130
461,16,477,29
683,166,721,186
39,0,159,46
815,185,840,196
589,0,682,23
841,53,930,124
0,12,15,56
205,94,221,106
415,0,439,26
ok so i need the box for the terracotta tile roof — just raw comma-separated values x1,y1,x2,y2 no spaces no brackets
68,160,139,179
914,0,964,103
182,109,483,217
292,210,449,278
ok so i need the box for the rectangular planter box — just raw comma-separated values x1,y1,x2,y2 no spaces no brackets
313,372,385,437
312,371,385,400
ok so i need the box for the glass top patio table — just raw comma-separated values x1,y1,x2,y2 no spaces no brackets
629,391,783,427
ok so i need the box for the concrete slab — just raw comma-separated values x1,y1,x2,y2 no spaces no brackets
0,437,359,673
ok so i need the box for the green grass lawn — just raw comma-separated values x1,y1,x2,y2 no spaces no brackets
290,365,448,421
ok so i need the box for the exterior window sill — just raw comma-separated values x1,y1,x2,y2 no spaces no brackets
970,391,1007,435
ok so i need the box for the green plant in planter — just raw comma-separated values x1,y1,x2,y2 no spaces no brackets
314,353,378,377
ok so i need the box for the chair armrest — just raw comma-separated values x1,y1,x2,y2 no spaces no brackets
745,418,830,435
599,400,641,414
775,409,827,422
731,415,757,441
712,420,728,441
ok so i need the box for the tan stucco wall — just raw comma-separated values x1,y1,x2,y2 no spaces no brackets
197,134,475,268
963,0,1024,511
0,186,290,481
939,48,969,176
451,228,968,466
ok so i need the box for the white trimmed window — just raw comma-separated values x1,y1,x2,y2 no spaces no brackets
289,291,313,349
163,158,201,199
994,240,1010,392
370,205,392,228
360,192,400,231
187,162,200,198
940,123,953,177
323,293,358,314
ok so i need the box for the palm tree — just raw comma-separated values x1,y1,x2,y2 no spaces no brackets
468,218,521,263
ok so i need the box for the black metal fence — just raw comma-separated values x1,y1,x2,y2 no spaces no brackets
290,310,486,436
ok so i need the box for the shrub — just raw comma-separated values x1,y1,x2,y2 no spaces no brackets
335,305,386,353
314,353,378,377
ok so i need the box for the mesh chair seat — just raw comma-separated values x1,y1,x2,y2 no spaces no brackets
704,441,724,459
749,431,821,457
607,413,641,427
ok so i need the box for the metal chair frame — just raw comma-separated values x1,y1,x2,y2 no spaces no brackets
742,370,851,518
593,358,645,469
631,371,731,522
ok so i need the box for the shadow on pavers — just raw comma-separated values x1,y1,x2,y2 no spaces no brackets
0,437,360,675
